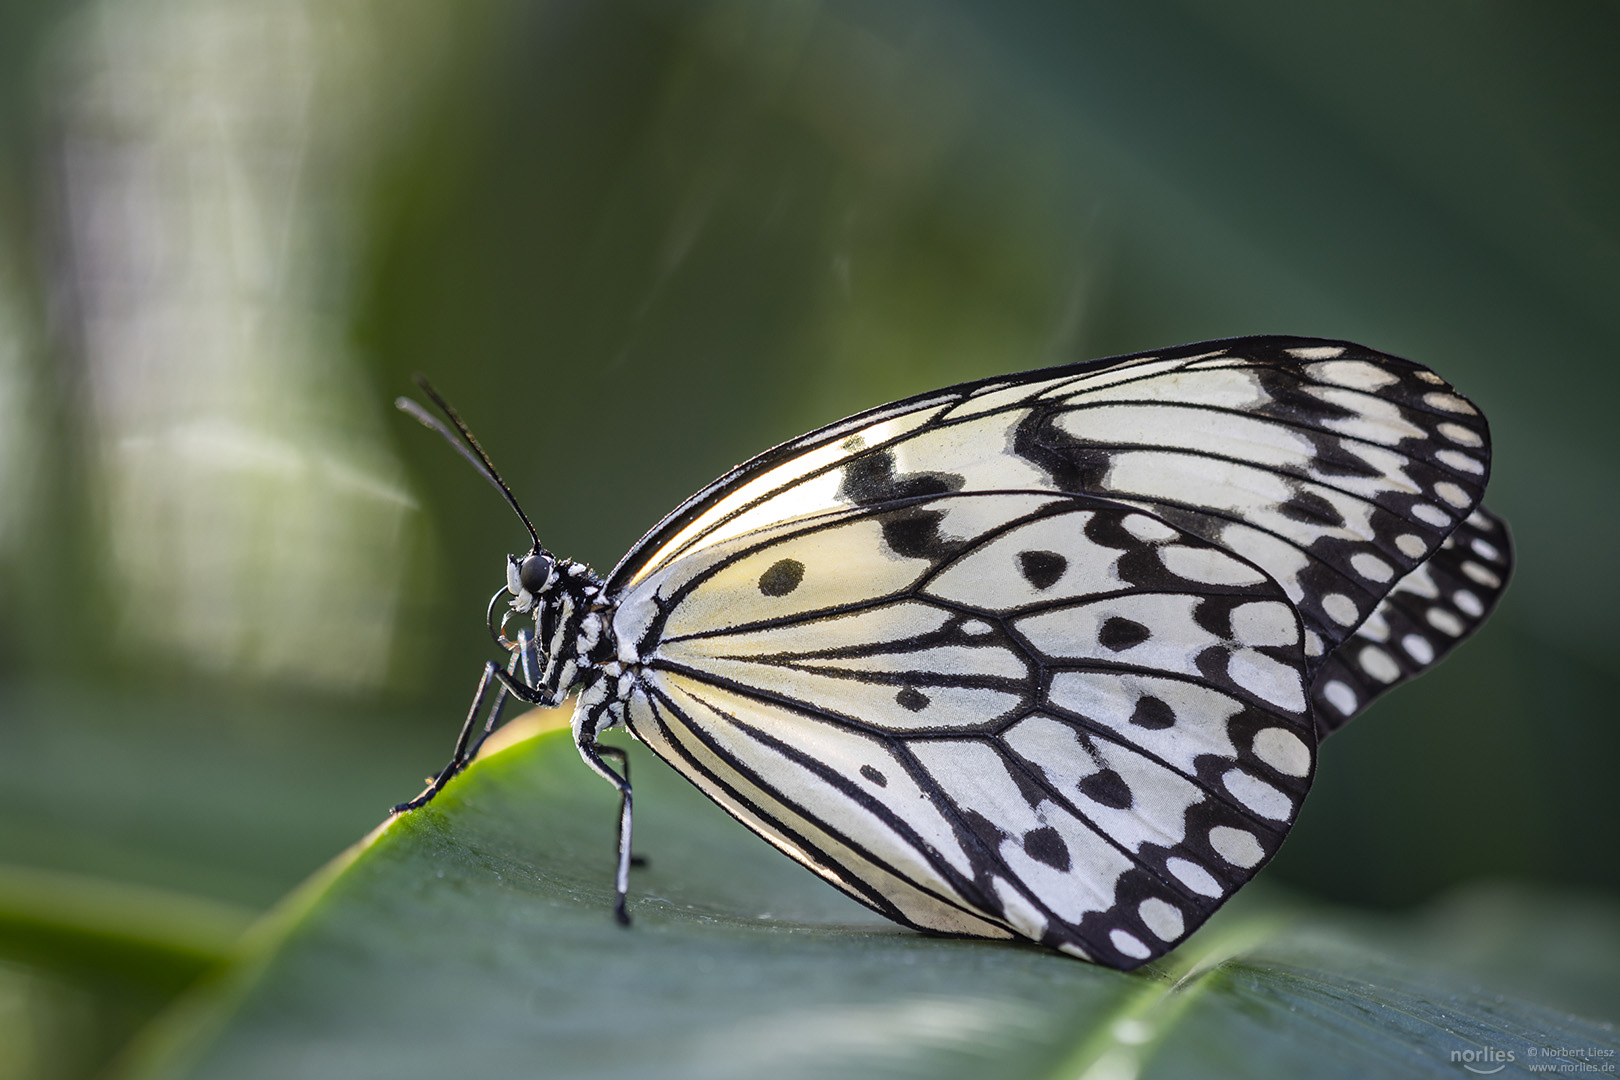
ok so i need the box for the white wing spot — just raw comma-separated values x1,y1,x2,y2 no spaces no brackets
1321,679,1357,716
1453,589,1484,617
1288,345,1346,360
1467,509,1494,530
1438,422,1483,447
1423,391,1476,415
1350,552,1394,583
1434,481,1471,508
1208,826,1264,868
960,619,996,637
1306,388,1428,445
992,878,1050,941
1304,630,1325,657
1166,857,1222,897
1137,898,1185,941
1400,564,1440,599
1306,358,1397,388
1414,370,1445,384
1251,728,1310,777
1358,645,1401,685
1229,601,1299,647
1226,652,1306,711
1223,768,1292,820
1427,607,1465,637
1110,928,1152,959
1395,533,1427,558
1436,449,1484,475
1322,593,1358,626
1159,544,1267,586
1358,609,1390,642
1122,514,1179,542
1412,503,1451,528
1402,633,1435,665
1461,560,1501,588
1471,537,1501,562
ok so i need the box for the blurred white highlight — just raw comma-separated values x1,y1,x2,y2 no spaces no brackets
0,252,39,560
51,0,416,689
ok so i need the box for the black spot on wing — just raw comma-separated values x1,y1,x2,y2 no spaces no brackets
1011,408,1113,493
758,558,805,596
1076,768,1133,809
1129,694,1176,729
1192,595,1236,639
859,764,888,787
895,687,930,712
835,449,969,560
839,449,964,505
1099,617,1151,651
1280,489,1344,527
1023,826,1071,871
1017,550,1068,589
879,507,951,559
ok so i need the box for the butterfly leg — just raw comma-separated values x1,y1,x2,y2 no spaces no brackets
574,683,635,926
393,632,551,815
463,629,541,760
594,745,649,869
579,739,635,926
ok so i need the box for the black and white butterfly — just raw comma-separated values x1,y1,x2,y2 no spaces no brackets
394,335,1509,970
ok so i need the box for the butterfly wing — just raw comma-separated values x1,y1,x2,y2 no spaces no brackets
1311,506,1512,734
611,491,1311,968
607,336,1499,717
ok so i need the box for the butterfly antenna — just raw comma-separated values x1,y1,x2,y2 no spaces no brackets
397,376,542,550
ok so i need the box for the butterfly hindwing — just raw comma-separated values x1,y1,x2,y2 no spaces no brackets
611,491,1312,968
608,336,1495,697
1311,506,1512,734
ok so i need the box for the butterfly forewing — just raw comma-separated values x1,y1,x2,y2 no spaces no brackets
607,337,1494,692
612,491,1313,968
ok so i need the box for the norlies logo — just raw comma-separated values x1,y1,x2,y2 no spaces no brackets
1452,1047,1515,1075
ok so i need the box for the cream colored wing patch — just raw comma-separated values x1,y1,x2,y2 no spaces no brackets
615,491,1314,968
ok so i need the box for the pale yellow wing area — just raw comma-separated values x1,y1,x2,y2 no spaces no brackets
613,490,1315,968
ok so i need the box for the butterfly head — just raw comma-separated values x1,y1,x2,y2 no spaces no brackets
494,545,609,702
395,377,610,696
506,547,557,614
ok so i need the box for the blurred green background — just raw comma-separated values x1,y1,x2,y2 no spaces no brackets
0,0,1615,1075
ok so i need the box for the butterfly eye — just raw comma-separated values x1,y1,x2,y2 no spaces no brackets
518,552,555,595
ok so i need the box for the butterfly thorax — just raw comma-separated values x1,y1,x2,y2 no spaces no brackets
502,551,614,703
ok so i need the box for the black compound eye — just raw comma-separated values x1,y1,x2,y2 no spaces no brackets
518,552,555,594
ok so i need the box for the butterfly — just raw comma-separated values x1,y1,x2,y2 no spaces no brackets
393,335,1509,970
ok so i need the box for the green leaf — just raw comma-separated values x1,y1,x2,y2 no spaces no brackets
0,864,253,995
116,724,1618,1080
